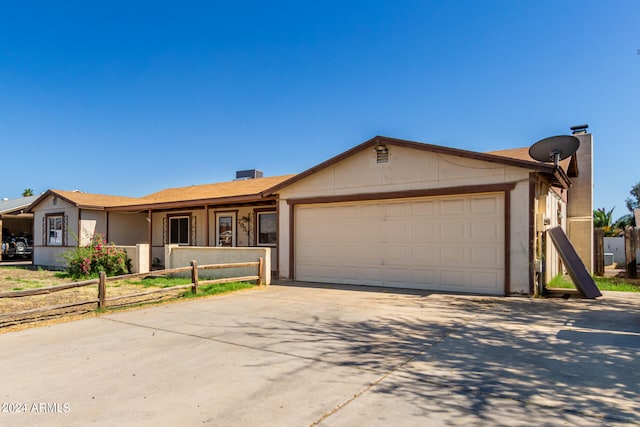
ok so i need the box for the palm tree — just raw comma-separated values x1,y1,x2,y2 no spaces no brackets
593,207,620,237
22,188,34,197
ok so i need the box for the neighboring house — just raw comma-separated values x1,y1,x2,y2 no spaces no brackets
27,132,593,296
0,195,38,257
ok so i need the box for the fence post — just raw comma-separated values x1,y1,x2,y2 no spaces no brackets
191,260,199,294
98,271,106,309
626,228,638,279
594,228,604,276
258,257,264,286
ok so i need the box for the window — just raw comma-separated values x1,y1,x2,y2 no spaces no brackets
169,216,190,245
46,214,64,246
257,211,276,246
215,212,236,247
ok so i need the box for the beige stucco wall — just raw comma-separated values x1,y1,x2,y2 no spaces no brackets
118,244,150,274
108,212,148,245
32,195,80,268
567,133,593,272
79,210,107,246
164,245,270,284
277,145,534,294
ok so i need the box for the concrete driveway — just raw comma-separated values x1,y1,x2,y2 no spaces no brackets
1,283,638,426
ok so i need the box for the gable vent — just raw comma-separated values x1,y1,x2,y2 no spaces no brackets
375,143,389,163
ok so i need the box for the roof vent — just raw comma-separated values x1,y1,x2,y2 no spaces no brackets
374,143,389,163
235,169,263,180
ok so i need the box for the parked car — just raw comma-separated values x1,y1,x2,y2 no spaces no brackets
2,236,33,260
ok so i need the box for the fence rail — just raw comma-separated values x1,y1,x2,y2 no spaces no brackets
0,259,264,325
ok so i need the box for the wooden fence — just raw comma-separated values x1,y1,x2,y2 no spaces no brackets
0,258,264,325
593,227,638,278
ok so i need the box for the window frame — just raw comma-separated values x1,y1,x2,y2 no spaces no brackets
45,213,65,246
256,210,277,247
168,215,191,246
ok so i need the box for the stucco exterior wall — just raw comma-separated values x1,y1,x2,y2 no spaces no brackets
108,212,148,245
567,133,593,272
277,145,534,294
164,245,270,284
118,244,150,274
79,210,107,246
32,195,80,268
509,181,532,295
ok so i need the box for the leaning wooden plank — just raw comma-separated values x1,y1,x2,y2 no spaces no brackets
105,284,192,302
199,276,259,285
547,226,602,299
0,300,99,320
0,279,100,298
199,262,259,270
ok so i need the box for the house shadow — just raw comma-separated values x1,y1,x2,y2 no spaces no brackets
231,290,640,425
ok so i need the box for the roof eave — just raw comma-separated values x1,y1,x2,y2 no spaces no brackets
107,194,277,212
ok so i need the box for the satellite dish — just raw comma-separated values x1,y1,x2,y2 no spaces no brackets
529,135,580,166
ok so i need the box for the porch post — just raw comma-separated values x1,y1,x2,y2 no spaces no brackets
147,209,153,269
205,205,210,246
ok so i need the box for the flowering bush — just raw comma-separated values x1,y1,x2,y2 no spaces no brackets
62,233,130,279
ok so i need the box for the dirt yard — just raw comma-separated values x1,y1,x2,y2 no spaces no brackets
0,266,187,330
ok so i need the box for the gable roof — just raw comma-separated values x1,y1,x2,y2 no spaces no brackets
28,190,143,212
0,195,39,215
262,135,571,195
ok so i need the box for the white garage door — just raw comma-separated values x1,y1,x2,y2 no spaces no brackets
294,193,505,295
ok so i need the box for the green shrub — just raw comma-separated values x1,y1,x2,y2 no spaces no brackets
62,233,130,279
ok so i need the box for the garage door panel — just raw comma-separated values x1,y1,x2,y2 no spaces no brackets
411,200,436,216
383,245,409,265
470,246,500,267
361,266,385,283
412,222,436,240
411,246,437,264
385,267,410,284
440,270,468,288
472,272,502,291
440,246,467,265
411,268,437,284
295,193,504,295
440,222,465,240
440,199,466,215
386,222,409,242
386,202,408,217
470,220,501,241
471,196,500,214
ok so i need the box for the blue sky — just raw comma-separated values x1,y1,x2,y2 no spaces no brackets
1,1,638,219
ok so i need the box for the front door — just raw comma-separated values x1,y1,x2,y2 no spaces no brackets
215,212,236,247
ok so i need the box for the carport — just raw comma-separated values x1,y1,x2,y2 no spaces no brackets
0,196,36,260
